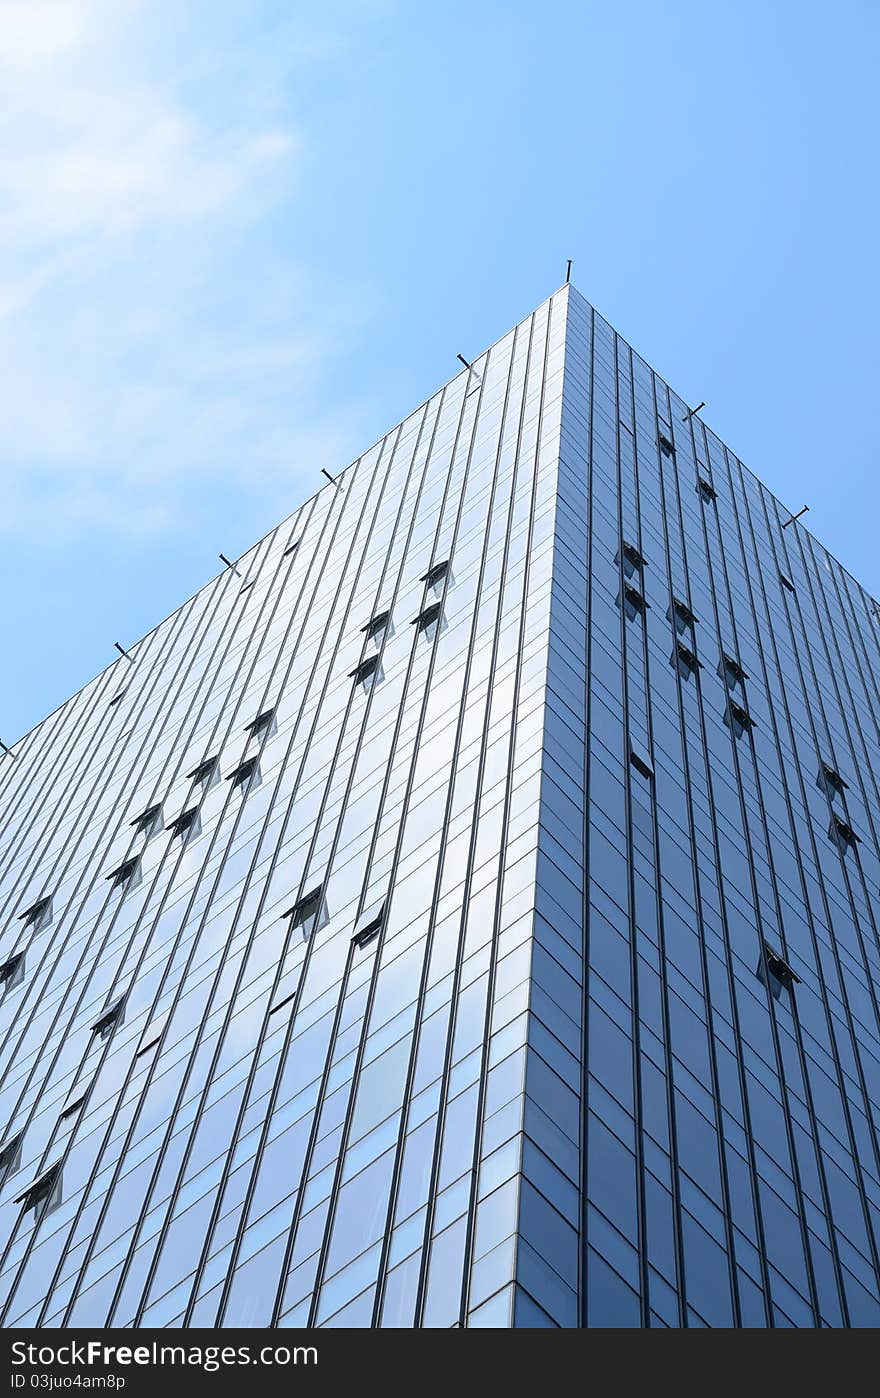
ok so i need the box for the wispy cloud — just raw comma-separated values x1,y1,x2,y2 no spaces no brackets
0,0,376,540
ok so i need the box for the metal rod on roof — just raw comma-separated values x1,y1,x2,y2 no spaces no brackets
782,505,810,529
114,642,134,663
219,553,243,577
681,401,706,422
321,468,340,489
0,739,15,759
565,259,572,284
456,354,472,371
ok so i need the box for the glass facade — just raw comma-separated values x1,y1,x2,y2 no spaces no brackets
1,285,880,1328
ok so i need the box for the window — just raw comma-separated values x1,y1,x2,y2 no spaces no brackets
725,700,755,738
779,572,795,593
136,1011,169,1058
283,886,326,940
830,814,860,853
351,901,385,949
106,856,141,891
658,433,675,457
421,560,449,594
227,756,261,794
363,610,391,644
412,600,442,640
18,896,52,932
350,654,381,692
166,807,201,845
629,748,654,780
268,990,297,1018
239,579,255,594
91,999,124,1040
60,1094,87,1121
718,653,748,689
187,756,219,790
16,1163,62,1222
0,1134,22,1186
245,709,276,743
0,952,25,994
673,642,702,681
818,762,847,799
283,538,300,558
130,804,162,840
669,597,697,633
697,477,717,503
621,584,648,620
108,692,126,707
618,542,646,578
757,943,800,1000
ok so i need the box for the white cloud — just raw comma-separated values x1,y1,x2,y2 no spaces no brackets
0,0,374,541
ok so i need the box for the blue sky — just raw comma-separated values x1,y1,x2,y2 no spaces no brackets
2,0,879,743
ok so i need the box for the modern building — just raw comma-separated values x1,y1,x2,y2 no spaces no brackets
2,284,880,1329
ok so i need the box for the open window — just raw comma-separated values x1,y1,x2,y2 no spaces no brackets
245,709,276,744
621,584,648,620
283,537,300,558
350,654,381,693
725,700,755,739
106,856,141,892
779,572,795,594
187,756,219,791
18,896,52,933
629,747,654,780
412,600,443,641
363,610,391,645
16,1163,62,1223
0,1133,22,1186
283,886,327,941
697,477,717,503
227,756,261,795
669,597,697,633
718,653,748,690
673,642,702,681
818,762,848,800
757,942,800,1000
59,1093,88,1122
421,560,450,596
0,952,25,995
167,807,201,845
830,814,860,854
658,433,675,458
351,900,385,950
618,542,646,578
91,999,124,1041
130,804,162,840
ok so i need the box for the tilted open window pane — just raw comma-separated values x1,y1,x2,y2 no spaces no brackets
413,601,442,639
167,807,201,845
227,756,261,794
91,999,124,1040
283,886,327,940
106,857,141,891
0,1134,22,1186
757,943,800,1000
421,559,449,594
245,709,276,744
18,896,52,932
130,804,162,840
16,1163,62,1222
0,952,25,994
350,654,381,692
187,756,219,790
351,900,385,949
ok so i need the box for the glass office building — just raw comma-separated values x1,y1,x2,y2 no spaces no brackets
2,284,880,1329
